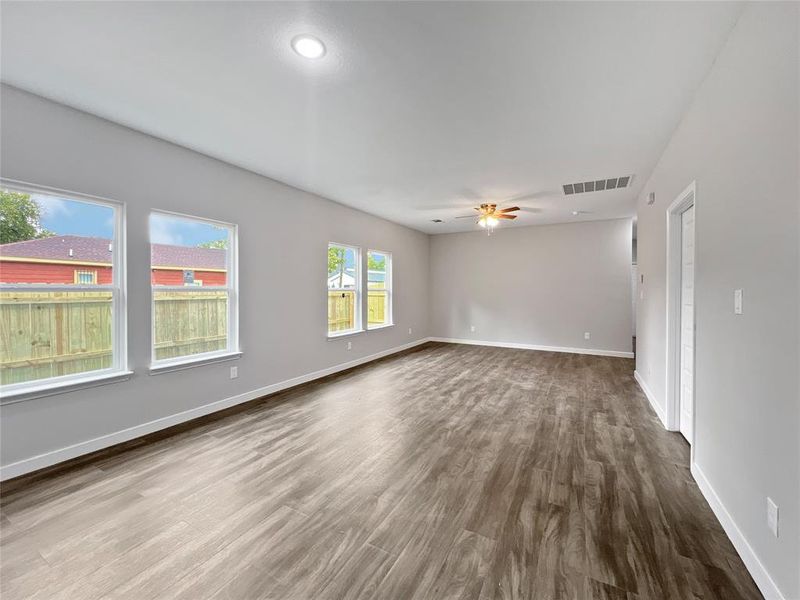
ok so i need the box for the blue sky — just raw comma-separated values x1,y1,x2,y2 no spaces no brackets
35,195,227,247
149,213,227,247
35,194,114,239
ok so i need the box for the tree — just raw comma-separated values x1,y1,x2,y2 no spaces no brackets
328,246,346,287
368,253,385,271
198,239,228,249
0,190,54,244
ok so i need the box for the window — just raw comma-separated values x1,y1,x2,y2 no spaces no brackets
149,211,238,368
367,250,392,329
0,182,127,397
74,269,97,284
328,243,361,335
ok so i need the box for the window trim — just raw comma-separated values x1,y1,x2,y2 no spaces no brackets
0,178,128,403
367,248,393,330
148,209,239,370
327,242,362,337
74,269,98,284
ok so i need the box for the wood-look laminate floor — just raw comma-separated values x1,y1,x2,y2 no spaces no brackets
0,342,762,600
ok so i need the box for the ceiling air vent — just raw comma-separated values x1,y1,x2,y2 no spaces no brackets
563,175,633,195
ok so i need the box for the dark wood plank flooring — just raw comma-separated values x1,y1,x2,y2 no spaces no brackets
0,342,762,599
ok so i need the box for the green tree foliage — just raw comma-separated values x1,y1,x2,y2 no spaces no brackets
198,239,228,249
368,253,385,271
328,246,346,287
0,189,54,244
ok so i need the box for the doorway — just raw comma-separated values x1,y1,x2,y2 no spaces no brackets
666,182,696,443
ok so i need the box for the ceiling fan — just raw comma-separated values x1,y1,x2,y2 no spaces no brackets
456,203,520,234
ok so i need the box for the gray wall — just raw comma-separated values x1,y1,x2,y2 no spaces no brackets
0,84,430,469
634,3,799,597
429,219,633,355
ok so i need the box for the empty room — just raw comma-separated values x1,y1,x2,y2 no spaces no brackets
0,1,798,599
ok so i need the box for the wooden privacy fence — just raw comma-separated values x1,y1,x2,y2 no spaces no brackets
327,290,387,332
2,289,385,384
368,291,387,325
152,291,228,361
0,290,228,385
328,291,355,332
0,291,113,385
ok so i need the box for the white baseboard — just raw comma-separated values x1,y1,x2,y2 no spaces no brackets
0,338,432,481
429,337,634,359
691,462,787,600
633,369,668,427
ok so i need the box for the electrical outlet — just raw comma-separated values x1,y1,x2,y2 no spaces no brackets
584,332,591,340
347,341,352,350
470,325,476,333
229,366,238,379
734,289,743,315
767,497,779,537
408,328,412,335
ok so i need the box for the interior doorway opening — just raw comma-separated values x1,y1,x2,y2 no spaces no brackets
665,182,696,444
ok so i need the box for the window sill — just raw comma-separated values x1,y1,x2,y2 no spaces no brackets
367,323,395,331
0,370,134,405
327,329,365,340
150,351,242,375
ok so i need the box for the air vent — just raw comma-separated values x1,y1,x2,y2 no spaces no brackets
563,175,633,195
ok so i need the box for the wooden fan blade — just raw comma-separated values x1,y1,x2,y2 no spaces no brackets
499,206,520,213
496,214,517,220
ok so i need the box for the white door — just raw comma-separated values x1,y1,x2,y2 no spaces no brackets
679,205,695,442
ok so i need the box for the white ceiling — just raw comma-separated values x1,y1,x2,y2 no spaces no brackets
0,1,742,233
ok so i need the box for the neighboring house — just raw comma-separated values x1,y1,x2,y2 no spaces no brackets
0,235,226,285
327,268,356,289
327,269,386,289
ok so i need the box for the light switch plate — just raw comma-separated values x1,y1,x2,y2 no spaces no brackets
230,366,238,379
767,497,779,537
734,289,743,314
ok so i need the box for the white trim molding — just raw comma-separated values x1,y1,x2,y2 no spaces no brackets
429,337,634,358
0,338,431,481
634,370,668,427
691,462,787,600
665,181,696,433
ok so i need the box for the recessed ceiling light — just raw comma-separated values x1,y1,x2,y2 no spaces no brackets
572,210,580,216
291,35,326,59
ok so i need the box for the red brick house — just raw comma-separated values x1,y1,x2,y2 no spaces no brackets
0,235,226,285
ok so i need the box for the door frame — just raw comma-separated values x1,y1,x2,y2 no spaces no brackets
665,181,696,444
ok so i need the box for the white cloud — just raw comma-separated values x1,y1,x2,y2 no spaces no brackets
149,214,185,245
34,194,72,218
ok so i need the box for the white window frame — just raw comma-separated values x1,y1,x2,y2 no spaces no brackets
74,269,98,284
367,249,393,330
0,179,130,403
327,242,362,338
149,210,240,373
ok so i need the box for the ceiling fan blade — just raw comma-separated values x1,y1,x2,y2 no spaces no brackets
496,214,517,220
499,206,520,213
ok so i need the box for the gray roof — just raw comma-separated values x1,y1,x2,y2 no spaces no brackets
0,235,226,270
